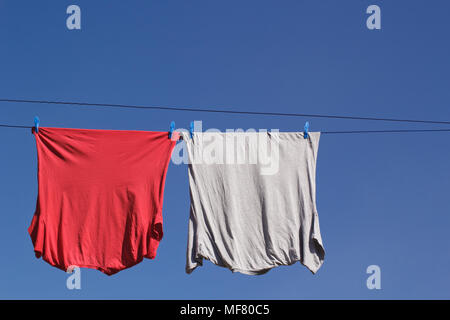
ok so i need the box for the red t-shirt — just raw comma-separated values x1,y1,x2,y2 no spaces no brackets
28,127,178,275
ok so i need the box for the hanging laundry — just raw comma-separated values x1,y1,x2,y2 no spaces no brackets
28,127,178,275
182,131,325,275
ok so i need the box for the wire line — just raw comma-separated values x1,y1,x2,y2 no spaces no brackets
1,123,450,134
1,98,450,125
321,129,450,134
0,124,31,129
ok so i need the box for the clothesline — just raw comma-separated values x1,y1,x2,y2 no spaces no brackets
2,98,450,134
1,123,450,134
1,98,450,125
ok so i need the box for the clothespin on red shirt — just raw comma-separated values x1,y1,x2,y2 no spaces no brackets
168,121,175,139
168,121,182,141
34,116,40,133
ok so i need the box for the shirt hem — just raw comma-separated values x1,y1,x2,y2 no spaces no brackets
31,238,162,276
186,254,324,276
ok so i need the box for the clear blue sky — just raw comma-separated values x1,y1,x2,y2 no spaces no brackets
0,0,449,299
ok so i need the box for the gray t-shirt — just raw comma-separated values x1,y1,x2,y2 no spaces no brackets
182,131,325,275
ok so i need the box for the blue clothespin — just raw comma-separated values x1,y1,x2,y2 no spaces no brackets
304,121,310,139
168,121,175,139
34,116,40,133
190,121,194,139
